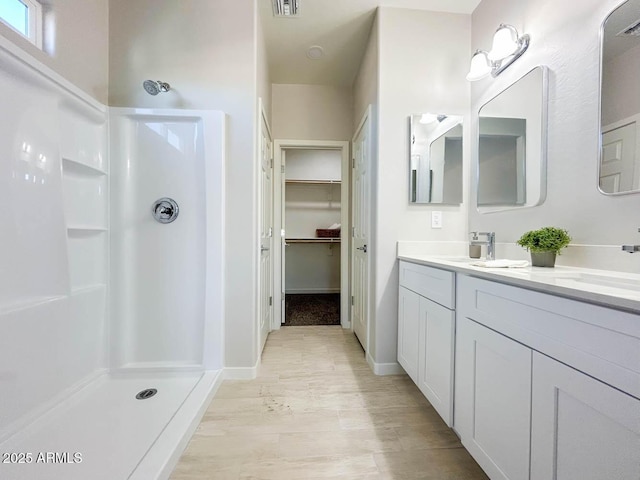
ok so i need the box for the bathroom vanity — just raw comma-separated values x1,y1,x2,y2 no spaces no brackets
397,254,640,480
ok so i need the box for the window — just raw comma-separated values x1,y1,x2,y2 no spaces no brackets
0,0,42,48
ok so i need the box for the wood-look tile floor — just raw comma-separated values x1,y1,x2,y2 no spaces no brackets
170,326,488,480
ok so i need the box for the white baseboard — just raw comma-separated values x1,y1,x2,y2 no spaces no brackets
366,353,405,376
224,359,260,380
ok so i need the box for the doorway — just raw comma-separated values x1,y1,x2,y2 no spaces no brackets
273,140,350,331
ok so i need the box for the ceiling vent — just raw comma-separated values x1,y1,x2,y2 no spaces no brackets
273,0,299,17
618,19,640,37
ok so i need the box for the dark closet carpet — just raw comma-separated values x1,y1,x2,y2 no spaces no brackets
285,294,341,326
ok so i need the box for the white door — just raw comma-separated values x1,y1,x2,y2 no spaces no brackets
531,352,640,480
352,110,371,351
455,317,532,480
601,122,636,193
259,107,273,354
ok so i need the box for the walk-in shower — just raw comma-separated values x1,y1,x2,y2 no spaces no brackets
0,33,225,480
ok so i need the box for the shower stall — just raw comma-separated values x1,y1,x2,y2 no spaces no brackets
0,36,224,480
109,108,224,372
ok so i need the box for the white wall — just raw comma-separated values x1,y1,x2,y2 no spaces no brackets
370,8,471,365
285,149,342,180
257,6,272,122
353,14,379,132
285,245,341,293
468,0,640,273
272,84,353,140
109,0,260,368
0,0,109,103
285,184,342,237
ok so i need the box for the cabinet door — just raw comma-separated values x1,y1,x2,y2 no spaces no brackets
531,352,640,480
417,296,454,426
455,317,532,480
398,286,420,383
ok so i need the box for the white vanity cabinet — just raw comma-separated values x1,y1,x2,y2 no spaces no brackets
530,353,640,480
455,316,532,480
455,274,640,480
398,285,421,382
398,261,455,426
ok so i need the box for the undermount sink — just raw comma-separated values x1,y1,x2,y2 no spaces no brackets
433,256,479,264
572,273,640,293
428,256,532,269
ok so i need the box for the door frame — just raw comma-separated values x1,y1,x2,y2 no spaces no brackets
257,98,273,358
272,139,350,330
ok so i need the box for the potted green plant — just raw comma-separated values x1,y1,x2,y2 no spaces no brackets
516,227,571,267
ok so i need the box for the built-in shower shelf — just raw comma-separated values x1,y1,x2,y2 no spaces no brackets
62,158,107,176
67,226,108,234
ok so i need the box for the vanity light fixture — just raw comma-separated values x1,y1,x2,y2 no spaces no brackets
466,24,530,81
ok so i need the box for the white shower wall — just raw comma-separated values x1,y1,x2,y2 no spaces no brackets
109,110,225,370
0,36,109,441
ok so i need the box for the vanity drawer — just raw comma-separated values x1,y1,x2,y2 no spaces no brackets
399,261,455,309
457,275,640,399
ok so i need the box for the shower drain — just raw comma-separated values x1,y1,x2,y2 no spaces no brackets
136,388,158,400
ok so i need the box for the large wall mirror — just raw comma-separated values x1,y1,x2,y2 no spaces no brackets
600,0,640,195
409,114,463,204
477,66,548,213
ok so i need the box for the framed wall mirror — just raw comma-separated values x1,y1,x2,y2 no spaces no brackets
600,0,640,195
477,65,548,213
409,113,463,204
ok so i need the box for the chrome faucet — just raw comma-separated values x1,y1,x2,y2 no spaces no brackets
470,231,496,260
621,228,640,253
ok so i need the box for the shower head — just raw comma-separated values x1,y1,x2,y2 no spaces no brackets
143,80,170,96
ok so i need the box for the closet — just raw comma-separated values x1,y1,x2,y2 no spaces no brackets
283,149,342,325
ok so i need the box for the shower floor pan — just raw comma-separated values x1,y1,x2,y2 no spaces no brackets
0,370,222,480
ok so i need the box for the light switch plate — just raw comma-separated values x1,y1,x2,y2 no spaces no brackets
431,211,443,229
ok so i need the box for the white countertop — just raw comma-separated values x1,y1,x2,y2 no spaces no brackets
398,254,640,314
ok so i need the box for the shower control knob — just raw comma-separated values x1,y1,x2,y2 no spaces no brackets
152,198,179,224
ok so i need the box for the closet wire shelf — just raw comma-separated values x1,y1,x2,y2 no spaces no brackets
285,179,341,185
285,238,341,244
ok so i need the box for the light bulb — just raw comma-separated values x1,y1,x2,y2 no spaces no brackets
488,24,519,61
466,50,492,81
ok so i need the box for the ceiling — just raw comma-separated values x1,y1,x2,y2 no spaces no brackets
259,0,482,87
